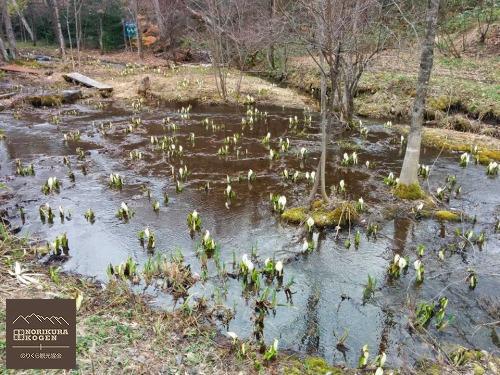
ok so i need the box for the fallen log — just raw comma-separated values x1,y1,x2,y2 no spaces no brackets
0,64,40,75
0,91,17,100
63,72,113,93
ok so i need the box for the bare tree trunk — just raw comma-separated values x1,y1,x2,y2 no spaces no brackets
73,0,82,65
65,1,75,68
1,0,17,59
98,15,104,54
11,0,35,44
132,0,144,60
267,0,276,70
319,52,329,202
0,35,9,61
309,42,330,203
49,0,66,59
399,0,440,186
122,19,129,51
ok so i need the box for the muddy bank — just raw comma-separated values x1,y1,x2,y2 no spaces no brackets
0,48,314,111
279,52,499,135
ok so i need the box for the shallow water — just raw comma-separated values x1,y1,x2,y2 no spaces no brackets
1,101,499,367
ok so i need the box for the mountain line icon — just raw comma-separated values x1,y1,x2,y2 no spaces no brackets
12,313,70,325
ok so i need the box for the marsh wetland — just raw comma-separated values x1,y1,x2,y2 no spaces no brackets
1,97,499,369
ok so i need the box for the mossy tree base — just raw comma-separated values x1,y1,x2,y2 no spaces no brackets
394,183,425,200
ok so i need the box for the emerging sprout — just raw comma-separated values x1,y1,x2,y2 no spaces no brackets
358,344,369,369
418,164,430,179
341,152,358,166
42,177,61,195
261,132,271,144
225,185,236,199
63,130,81,142
270,194,286,213
84,208,95,223
39,203,55,224
355,197,364,212
383,172,398,187
269,148,279,160
339,179,346,193
299,147,307,159
50,233,70,256
306,217,315,232
305,171,316,183
416,244,425,257
116,202,134,221
15,160,35,176
360,125,369,137
279,138,290,152
436,187,445,200
263,339,279,361
367,223,379,239
138,227,155,251
414,259,424,283
226,331,238,344
109,173,123,189
388,254,408,278
467,269,477,289
374,352,386,375
247,169,256,182
240,253,254,275
152,200,160,213
275,261,283,277
459,152,470,167
176,180,183,193
187,210,202,231
178,166,188,181
486,161,498,176
363,275,376,302
58,205,70,221
201,230,217,253
107,256,139,283
303,238,315,252
354,230,361,249
438,248,445,260
130,150,142,160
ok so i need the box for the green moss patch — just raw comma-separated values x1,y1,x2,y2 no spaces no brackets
435,210,462,222
394,183,425,200
284,357,345,375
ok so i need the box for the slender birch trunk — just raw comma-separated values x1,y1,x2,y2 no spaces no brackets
49,0,66,59
11,0,35,44
399,0,440,186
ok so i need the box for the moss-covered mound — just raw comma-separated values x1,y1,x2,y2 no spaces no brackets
281,201,359,227
434,210,462,222
284,357,347,375
394,183,425,200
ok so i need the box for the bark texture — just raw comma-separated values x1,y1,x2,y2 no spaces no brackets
1,0,17,59
49,0,66,59
399,0,440,185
